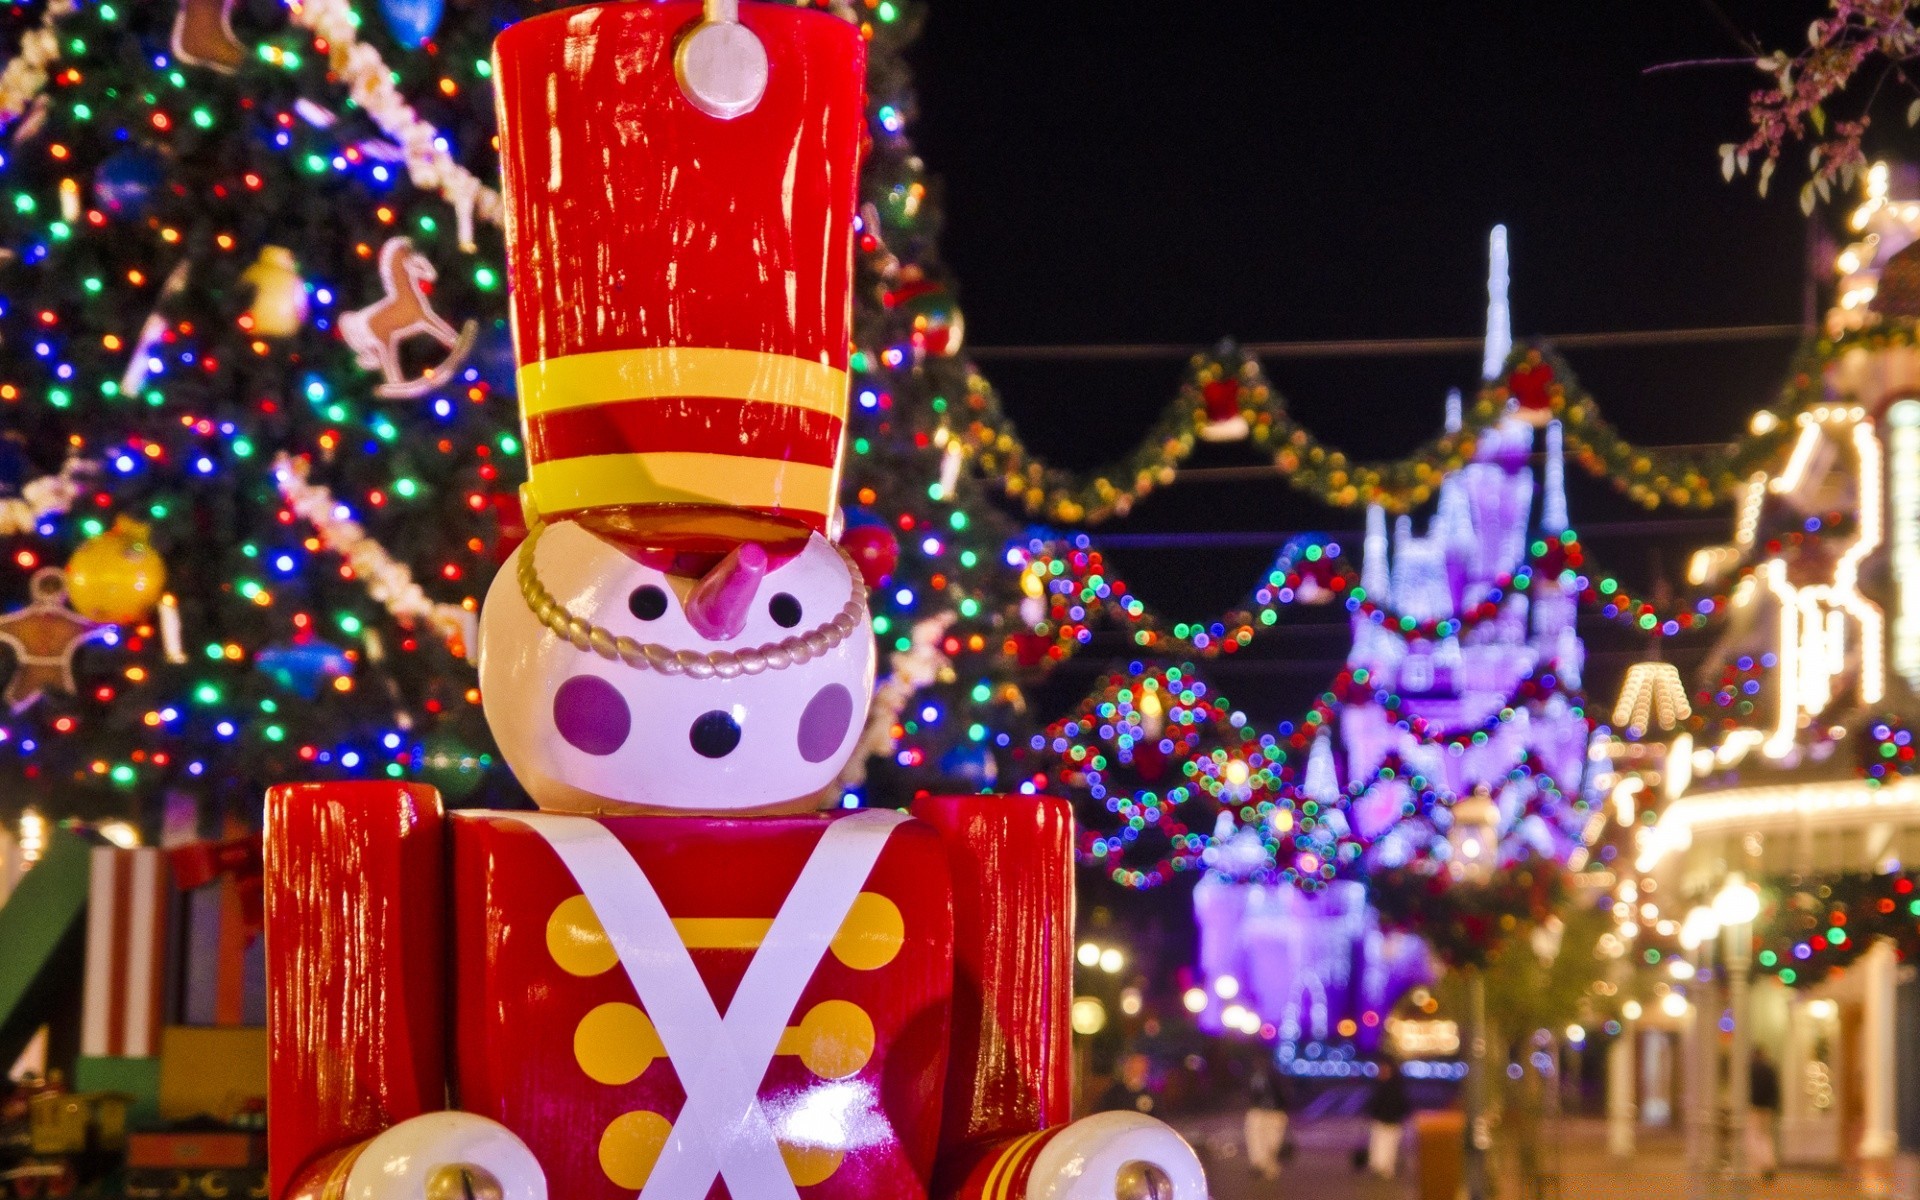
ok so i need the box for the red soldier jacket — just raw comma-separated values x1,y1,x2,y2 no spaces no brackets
264,785,1074,1200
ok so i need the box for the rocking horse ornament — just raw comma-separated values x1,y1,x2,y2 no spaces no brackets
263,4,1208,1199
341,236,479,399
171,0,247,72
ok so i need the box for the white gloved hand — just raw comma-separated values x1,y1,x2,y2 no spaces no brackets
1025,1112,1206,1200
340,1112,546,1200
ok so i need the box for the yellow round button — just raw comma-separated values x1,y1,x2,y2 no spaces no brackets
574,1002,663,1086
599,1110,672,1190
780,1142,846,1187
547,894,618,977
829,892,903,971
795,999,875,1080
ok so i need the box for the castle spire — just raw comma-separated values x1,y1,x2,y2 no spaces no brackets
1482,224,1511,381
1304,730,1339,806
1392,513,1414,606
1362,504,1390,600
1542,419,1568,535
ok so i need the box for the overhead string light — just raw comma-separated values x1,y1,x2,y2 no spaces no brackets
1030,652,1587,889
1008,512,1817,671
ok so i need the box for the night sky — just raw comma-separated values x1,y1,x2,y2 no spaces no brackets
903,2,1868,727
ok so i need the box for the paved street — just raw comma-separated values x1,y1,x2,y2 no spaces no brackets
1184,1111,1917,1200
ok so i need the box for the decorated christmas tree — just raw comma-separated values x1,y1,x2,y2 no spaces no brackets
0,0,1058,841
0,0,531,832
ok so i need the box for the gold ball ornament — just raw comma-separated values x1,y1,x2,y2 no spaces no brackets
67,517,166,623
240,245,309,337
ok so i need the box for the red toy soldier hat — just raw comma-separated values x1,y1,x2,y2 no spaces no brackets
493,0,865,551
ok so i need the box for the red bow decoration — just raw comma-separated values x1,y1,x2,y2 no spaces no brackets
1201,378,1243,425
1507,361,1556,412
168,833,265,937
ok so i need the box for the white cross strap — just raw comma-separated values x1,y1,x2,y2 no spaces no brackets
514,808,910,1200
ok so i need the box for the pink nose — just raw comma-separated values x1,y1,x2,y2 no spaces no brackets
683,542,769,641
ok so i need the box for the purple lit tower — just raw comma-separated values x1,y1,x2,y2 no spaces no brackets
1193,232,1595,1057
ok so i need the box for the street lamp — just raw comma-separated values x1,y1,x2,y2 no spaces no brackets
1679,905,1721,952
1446,789,1501,1200
1072,937,1130,1116
1716,875,1760,1200
1713,874,1760,927
1448,789,1500,882
1682,903,1722,1186
1071,996,1108,1037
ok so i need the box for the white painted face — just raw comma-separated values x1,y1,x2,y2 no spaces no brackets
479,521,876,814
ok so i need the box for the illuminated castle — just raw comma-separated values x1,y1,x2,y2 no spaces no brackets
1194,405,1595,1055
1339,414,1591,866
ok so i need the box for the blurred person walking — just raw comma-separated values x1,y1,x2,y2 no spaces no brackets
1244,1056,1294,1181
1365,1061,1412,1178
1749,1049,1781,1183
1097,1052,1157,1115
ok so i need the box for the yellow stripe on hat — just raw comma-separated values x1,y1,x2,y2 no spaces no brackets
529,451,841,519
519,346,849,418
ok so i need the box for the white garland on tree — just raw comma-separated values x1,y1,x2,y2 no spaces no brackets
0,458,93,535
840,611,953,787
0,0,77,128
273,453,476,658
0,0,504,246
286,0,503,249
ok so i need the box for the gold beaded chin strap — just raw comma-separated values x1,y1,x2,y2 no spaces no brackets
514,521,870,680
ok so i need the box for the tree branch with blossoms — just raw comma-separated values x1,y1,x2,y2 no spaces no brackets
1723,0,1920,211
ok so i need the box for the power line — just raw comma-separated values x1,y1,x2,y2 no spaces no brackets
1164,462,1743,487
1082,518,1732,550
967,322,1807,362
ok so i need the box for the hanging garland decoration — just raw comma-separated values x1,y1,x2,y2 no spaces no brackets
283,0,503,250
1752,872,1920,989
0,0,78,130
1861,717,1920,786
1208,748,1581,893
1009,516,1819,671
1368,860,1567,970
840,610,953,789
1032,663,1243,889
1492,347,1805,510
1030,651,1588,889
947,341,1828,524
1695,652,1779,729
1375,751,1587,861
0,457,95,534
957,348,1480,523
0,0,504,245
273,454,474,657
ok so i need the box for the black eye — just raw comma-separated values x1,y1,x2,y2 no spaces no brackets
769,593,802,628
629,585,668,621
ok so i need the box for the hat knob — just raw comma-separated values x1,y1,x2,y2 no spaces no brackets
675,0,768,120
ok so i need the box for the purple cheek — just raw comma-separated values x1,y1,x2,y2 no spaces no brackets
797,684,854,764
553,675,631,757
